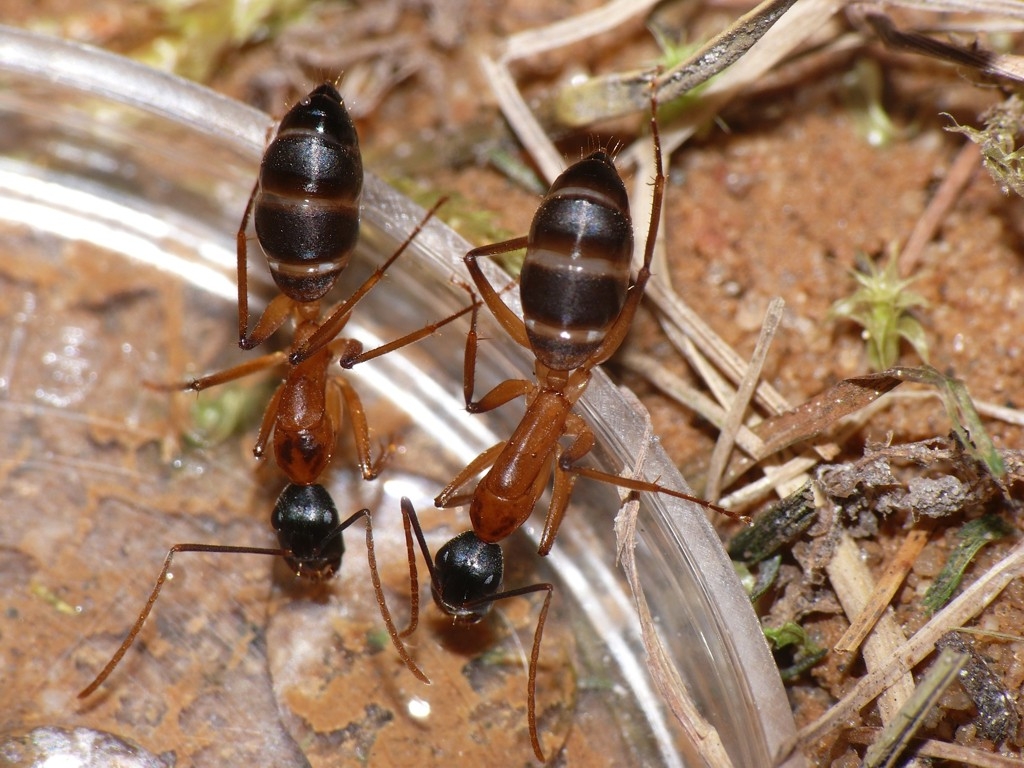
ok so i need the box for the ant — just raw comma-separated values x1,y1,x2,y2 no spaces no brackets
78,483,426,698
413,87,744,761
80,83,462,697
437,88,743,557
176,82,472,482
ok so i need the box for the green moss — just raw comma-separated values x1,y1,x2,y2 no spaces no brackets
830,247,929,371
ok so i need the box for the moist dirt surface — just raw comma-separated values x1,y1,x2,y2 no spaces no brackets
1,2,1023,766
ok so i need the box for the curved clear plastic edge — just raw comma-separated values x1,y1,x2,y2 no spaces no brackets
0,24,802,768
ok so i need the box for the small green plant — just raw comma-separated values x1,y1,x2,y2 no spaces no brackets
830,247,929,371
841,59,914,148
763,621,827,680
947,95,1024,198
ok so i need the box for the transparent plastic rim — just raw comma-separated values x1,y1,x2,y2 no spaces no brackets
0,24,800,767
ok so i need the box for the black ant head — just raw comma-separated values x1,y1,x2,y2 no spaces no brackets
432,531,503,624
271,483,344,581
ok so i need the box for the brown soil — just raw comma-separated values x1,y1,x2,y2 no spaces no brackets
1,2,1023,766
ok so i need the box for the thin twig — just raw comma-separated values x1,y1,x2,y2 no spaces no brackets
705,298,784,501
833,521,934,656
825,533,917,726
898,141,980,275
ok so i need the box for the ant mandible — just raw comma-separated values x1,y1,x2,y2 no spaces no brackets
436,86,743,558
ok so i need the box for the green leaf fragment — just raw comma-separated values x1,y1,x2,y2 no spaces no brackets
922,515,1013,614
764,621,827,680
728,482,816,564
889,365,1005,478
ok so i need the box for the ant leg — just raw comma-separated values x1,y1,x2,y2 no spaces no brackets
339,300,479,369
146,350,286,393
584,85,665,370
236,179,259,348
434,441,505,508
567,465,748,522
290,198,449,365
397,501,421,638
538,414,595,556
461,280,522,408
466,378,532,415
525,584,554,763
458,284,532,411
463,301,480,407
252,383,284,460
464,237,531,349
332,376,389,480
241,294,295,351
400,498,443,586
78,541,292,699
465,581,554,763
354,509,429,683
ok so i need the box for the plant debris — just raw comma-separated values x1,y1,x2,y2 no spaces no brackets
923,515,1015,613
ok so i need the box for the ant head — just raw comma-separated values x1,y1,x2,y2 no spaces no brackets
432,531,503,624
271,483,344,581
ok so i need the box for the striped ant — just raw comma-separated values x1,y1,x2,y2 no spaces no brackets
404,86,745,762
78,83,471,698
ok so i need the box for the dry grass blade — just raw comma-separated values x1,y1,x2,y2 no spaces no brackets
705,297,784,501
752,371,903,459
556,0,802,127
846,729,1024,767
644,263,795,418
612,410,735,768
826,533,916,727
618,349,768,459
911,738,1024,767
655,0,800,101
851,4,1024,83
898,141,980,275
784,535,1024,756
833,522,933,656
692,374,901,499
499,0,659,64
862,648,968,768
881,0,1024,17
648,0,849,159
479,53,565,185
975,399,1024,427
719,455,821,509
